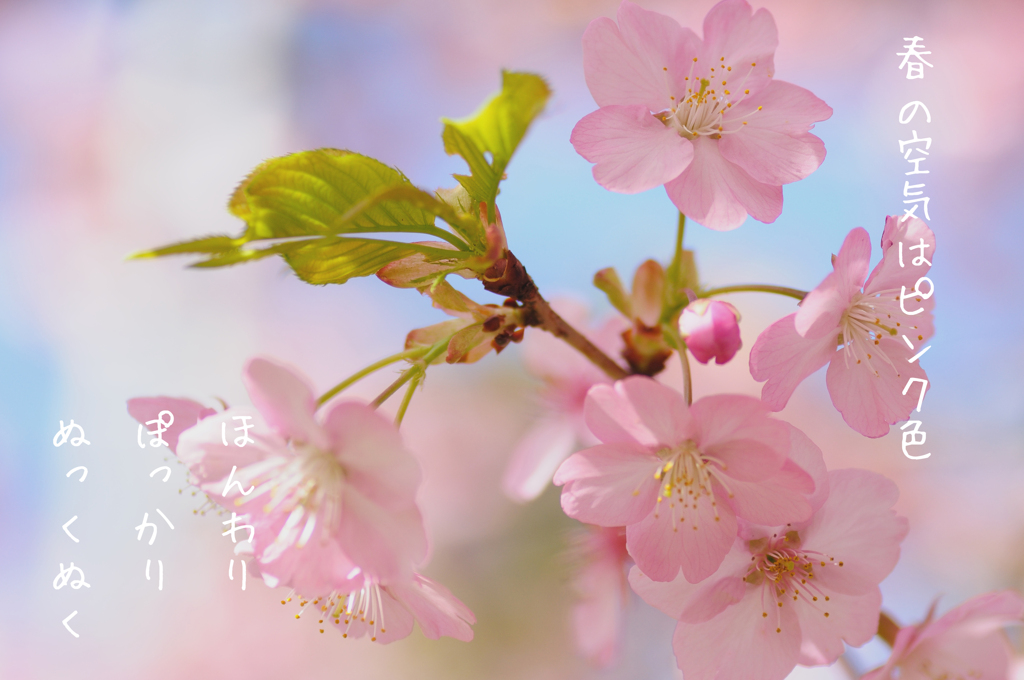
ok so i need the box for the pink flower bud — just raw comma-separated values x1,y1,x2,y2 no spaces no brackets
678,299,741,365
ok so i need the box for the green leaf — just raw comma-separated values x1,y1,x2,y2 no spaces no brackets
442,71,551,210
129,235,242,259
134,148,484,285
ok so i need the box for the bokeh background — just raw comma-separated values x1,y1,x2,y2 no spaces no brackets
1,0,1021,678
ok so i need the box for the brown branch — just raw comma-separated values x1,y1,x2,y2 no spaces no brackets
877,611,900,647
481,249,629,381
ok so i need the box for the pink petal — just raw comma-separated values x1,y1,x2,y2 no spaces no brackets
126,396,216,453
795,227,871,337
627,486,737,583
502,416,579,502
719,129,826,186
802,469,908,596
322,402,422,510
243,357,326,449
555,443,662,526
689,394,788,481
700,0,778,97
571,105,694,193
252,511,361,596
825,337,928,438
725,474,812,526
672,584,801,680
781,422,829,513
664,136,782,230
627,545,751,619
330,585,416,644
616,376,692,445
749,313,836,411
583,382,659,448
338,486,427,583
864,215,936,295
725,80,834,136
390,574,476,642
796,586,882,666
582,2,700,111
920,591,1024,643
175,407,283,489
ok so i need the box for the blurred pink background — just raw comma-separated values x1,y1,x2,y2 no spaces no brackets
0,1,1021,678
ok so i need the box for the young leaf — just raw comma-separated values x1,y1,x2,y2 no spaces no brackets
442,71,551,211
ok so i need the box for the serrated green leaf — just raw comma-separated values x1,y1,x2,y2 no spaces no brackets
442,71,551,209
136,148,484,285
129,235,242,259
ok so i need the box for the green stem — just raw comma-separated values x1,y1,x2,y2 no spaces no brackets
675,212,686,254
663,322,692,405
317,346,431,406
370,339,449,408
701,284,808,301
393,374,422,427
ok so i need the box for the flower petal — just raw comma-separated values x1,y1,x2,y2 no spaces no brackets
571,105,694,193
664,136,782,230
719,129,826,186
725,79,834,136
864,215,936,295
616,376,692,446
389,574,476,642
802,469,908,596
700,0,778,97
672,584,801,680
243,357,326,448
175,406,283,489
749,313,836,411
627,486,737,583
796,227,872,337
689,394,788,481
825,337,928,438
555,443,662,526
583,383,658,448
583,2,700,111
796,586,882,666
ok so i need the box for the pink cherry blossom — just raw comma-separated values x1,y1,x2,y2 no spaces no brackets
175,357,428,593
502,301,626,502
553,376,823,584
749,216,936,437
630,469,908,680
864,591,1024,680
321,572,476,644
679,299,742,364
570,526,630,667
126,396,216,453
571,0,831,230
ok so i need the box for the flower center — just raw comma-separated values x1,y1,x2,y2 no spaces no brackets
284,576,390,640
743,532,843,634
253,443,347,556
839,289,926,377
651,440,731,530
655,58,765,139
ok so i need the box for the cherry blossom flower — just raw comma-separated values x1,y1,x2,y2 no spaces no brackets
554,376,823,583
308,572,475,644
571,0,832,230
175,357,428,592
864,591,1024,680
570,526,631,666
630,469,908,680
679,299,742,364
502,301,626,502
749,216,936,437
